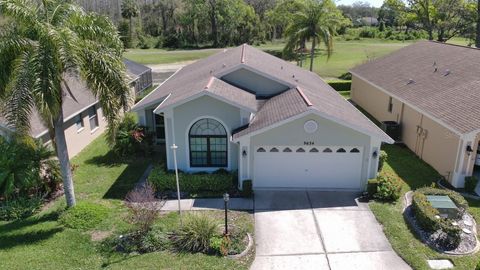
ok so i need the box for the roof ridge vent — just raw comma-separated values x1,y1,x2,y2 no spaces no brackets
241,44,246,63
204,77,215,90
296,87,313,107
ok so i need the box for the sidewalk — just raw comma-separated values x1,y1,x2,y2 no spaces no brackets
161,197,253,211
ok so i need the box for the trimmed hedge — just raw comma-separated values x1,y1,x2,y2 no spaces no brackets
241,180,253,198
367,179,378,197
378,150,388,172
374,173,402,201
327,80,351,92
148,166,234,193
411,187,468,249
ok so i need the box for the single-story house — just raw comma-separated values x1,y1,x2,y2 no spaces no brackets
124,58,153,95
0,59,149,158
133,44,392,191
350,41,480,188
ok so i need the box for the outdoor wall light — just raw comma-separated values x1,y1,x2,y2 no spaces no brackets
242,150,247,157
372,151,378,158
466,145,474,155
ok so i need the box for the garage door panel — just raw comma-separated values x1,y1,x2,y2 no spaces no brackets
253,146,363,190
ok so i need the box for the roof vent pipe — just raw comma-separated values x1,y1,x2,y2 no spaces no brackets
407,79,415,85
444,69,451,76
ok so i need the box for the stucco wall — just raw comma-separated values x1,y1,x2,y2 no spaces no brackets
170,95,242,172
351,75,402,122
351,74,461,184
221,68,289,97
249,113,373,188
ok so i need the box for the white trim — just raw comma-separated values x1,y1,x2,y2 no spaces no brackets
233,109,394,144
154,91,256,115
90,127,99,134
184,116,232,172
131,67,182,112
350,71,463,136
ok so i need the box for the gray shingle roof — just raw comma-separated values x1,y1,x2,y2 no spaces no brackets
350,41,480,135
123,58,151,81
133,44,392,142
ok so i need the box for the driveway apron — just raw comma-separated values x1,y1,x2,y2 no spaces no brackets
250,190,411,270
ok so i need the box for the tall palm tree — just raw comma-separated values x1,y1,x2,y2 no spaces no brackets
0,0,131,207
284,0,340,72
121,0,139,45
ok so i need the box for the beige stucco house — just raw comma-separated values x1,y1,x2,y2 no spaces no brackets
133,44,393,191
350,41,480,188
0,59,152,158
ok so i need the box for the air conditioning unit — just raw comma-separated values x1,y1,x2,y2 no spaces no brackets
381,121,402,142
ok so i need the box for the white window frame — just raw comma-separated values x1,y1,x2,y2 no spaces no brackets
74,114,84,133
88,106,99,132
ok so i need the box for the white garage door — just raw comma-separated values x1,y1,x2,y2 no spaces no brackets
253,146,364,190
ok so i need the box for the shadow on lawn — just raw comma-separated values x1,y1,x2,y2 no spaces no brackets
382,144,441,190
0,211,63,250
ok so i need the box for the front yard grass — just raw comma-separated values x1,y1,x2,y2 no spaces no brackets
0,136,253,270
370,144,480,269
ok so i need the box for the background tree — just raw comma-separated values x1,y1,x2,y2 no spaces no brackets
0,0,131,207
284,0,346,71
476,0,480,47
121,0,139,46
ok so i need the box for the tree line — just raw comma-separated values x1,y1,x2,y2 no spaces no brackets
74,0,480,49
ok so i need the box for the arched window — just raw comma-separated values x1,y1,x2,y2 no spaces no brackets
283,147,292,152
350,148,360,153
323,148,332,153
337,148,346,153
296,148,305,152
257,147,266,152
270,147,279,152
189,119,227,167
310,148,319,153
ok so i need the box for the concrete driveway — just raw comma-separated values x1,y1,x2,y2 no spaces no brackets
251,191,411,270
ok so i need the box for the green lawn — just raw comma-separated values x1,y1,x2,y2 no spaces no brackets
0,136,253,270
370,144,480,270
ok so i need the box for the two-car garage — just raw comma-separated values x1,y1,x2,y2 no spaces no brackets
253,145,364,190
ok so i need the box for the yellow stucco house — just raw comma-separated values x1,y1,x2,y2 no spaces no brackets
351,41,480,188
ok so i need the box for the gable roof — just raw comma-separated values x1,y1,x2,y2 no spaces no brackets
134,44,392,143
350,41,480,135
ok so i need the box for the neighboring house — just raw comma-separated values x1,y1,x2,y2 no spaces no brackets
350,41,480,188
0,59,151,158
124,58,153,95
133,44,392,191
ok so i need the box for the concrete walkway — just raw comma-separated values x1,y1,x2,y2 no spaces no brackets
160,197,253,211
251,191,411,270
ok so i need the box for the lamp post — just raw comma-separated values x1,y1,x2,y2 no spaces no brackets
223,193,230,235
171,144,182,225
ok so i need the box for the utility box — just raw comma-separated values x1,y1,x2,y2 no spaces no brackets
426,195,459,219
381,121,401,142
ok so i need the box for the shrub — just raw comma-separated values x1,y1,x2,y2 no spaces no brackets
367,178,378,197
209,235,231,256
378,150,388,172
464,176,478,194
241,180,253,198
327,80,351,91
476,261,480,270
140,227,171,252
172,213,219,253
59,202,109,230
125,183,158,232
112,113,152,157
411,188,466,249
374,173,402,201
0,195,43,221
148,166,234,193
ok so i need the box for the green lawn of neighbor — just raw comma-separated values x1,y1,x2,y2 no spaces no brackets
370,144,480,270
0,136,253,270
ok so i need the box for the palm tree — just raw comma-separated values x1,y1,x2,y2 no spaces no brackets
121,0,139,45
284,0,340,72
0,0,131,207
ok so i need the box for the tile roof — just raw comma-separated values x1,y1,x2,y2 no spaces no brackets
350,41,480,135
135,44,391,142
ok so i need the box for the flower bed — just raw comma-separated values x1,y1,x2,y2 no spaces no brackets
404,188,478,254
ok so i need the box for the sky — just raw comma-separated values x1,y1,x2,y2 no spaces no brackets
335,0,384,8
